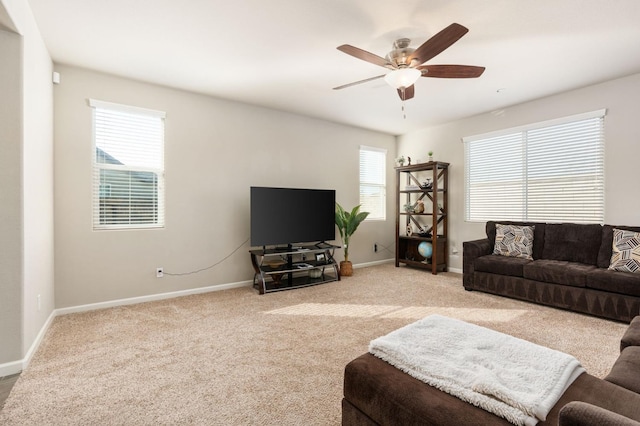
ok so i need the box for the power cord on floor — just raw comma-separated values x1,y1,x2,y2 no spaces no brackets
163,237,250,277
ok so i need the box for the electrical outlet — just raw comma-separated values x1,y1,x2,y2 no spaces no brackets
156,267,164,278
374,243,378,253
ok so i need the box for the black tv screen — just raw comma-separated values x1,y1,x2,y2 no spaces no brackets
250,187,336,247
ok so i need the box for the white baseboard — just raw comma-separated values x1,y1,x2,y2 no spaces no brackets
0,360,23,377
22,310,57,370
353,258,394,269
56,279,253,316
0,279,253,376
1,261,451,377
355,258,462,274
0,309,57,377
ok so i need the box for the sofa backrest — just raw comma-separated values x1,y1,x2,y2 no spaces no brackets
485,221,547,260
487,221,640,267
541,223,602,266
597,225,640,268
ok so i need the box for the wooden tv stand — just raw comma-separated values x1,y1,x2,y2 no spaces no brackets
249,243,340,294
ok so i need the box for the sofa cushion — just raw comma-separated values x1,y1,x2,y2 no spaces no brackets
343,353,514,426
345,353,640,426
605,346,640,394
475,254,531,278
493,224,535,260
621,316,640,352
586,269,640,298
559,401,640,426
486,221,546,260
598,225,640,268
523,260,596,288
609,229,640,273
542,223,602,265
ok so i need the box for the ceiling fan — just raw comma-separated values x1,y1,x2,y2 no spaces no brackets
333,23,485,101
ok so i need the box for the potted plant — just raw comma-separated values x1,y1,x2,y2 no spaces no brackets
396,156,405,166
335,203,369,276
428,151,434,162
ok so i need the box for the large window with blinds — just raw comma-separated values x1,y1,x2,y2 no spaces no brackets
90,99,165,230
359,146,386,221
463,109,605,224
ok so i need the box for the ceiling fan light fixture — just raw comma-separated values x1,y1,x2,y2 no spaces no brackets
384,68,421,89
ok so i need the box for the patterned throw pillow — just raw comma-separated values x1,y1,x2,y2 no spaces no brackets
493,224,535,260
609,228,640,273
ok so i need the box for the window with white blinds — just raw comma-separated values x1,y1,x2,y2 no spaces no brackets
464,109,605,224
359,146,386,221
90,99,165,230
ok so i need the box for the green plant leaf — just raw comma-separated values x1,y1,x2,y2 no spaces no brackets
334,202,370,262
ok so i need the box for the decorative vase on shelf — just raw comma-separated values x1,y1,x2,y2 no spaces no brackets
420,179,432,190
309,268,322,279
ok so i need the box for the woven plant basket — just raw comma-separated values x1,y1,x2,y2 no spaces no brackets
340,260,353,277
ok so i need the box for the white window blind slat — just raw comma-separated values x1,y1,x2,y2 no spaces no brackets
359,146,386,221
464,111,605,224
91,100,165,230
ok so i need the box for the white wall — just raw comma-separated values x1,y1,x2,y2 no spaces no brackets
0,1,17,32
53,65,396,308
398,72,640,271
21,0,53,356
0,28,23,366
0,0,54,370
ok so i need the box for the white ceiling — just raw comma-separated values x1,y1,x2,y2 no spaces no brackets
28,0,640,136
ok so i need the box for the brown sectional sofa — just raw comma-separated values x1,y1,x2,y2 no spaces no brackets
342,317,640,425
463,221,640,323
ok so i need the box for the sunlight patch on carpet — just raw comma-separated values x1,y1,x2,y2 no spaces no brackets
265,303,402,317
265,304,530,321
380,307,530,322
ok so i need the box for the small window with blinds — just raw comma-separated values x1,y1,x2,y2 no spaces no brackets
89,99,165,230
359,146,386,221
463,109,605,224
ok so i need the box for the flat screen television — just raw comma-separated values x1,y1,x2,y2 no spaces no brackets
250,186,335,247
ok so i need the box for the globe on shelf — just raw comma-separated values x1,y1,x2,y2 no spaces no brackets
417,241,433,260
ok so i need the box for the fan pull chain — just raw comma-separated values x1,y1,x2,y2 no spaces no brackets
401,87,407,119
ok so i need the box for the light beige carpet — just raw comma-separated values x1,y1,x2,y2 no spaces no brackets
0,264,628,425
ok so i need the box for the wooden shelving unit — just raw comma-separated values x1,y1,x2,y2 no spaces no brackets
395,161,449,274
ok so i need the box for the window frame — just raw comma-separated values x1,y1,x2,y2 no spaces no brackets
359,145,387,221
463,109,606,224
89,99,166,230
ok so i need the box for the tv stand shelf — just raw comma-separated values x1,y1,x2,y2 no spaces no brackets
249,243,340,294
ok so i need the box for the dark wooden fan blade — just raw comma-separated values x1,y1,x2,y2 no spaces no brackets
418,64,485,78
333,74,385,90
408,23,469,65
397,84,415,101
337,44,394,69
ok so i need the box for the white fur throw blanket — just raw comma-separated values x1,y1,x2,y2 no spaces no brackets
369,315,584,426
